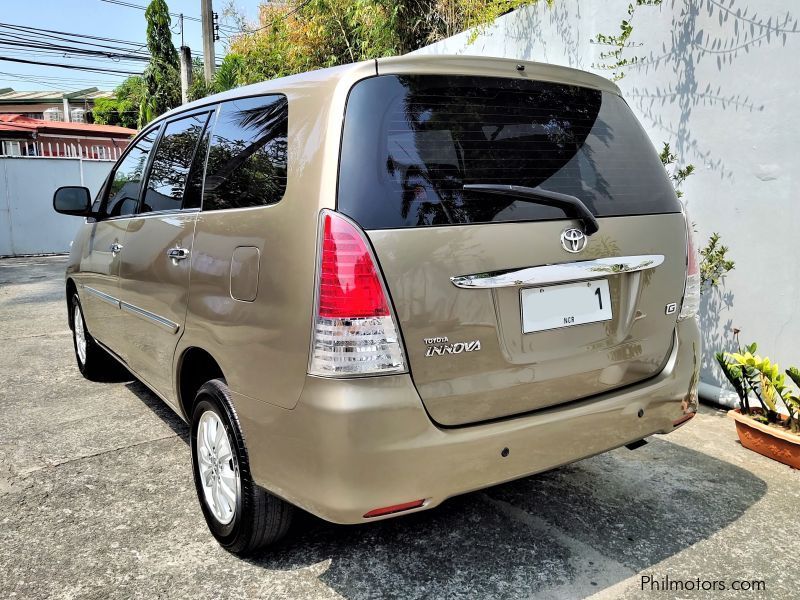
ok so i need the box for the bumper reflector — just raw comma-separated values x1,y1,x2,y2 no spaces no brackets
672,412,696,428
363,499,425,518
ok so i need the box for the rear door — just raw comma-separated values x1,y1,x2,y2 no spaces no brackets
116,110,212,398
337,74,688,426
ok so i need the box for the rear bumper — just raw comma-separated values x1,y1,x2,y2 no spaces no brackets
234,318,700,524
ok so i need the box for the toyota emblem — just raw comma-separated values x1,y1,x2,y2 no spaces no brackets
560,228,587,253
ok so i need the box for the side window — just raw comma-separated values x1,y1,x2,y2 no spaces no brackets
104,128,158,218
141,112,210,213
203,95,288,211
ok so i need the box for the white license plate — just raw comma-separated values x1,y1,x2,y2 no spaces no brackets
521,279,612,333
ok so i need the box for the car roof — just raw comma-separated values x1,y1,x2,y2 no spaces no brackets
378,55,621,95
154,55,620,126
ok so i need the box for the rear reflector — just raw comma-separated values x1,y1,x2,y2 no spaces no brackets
363,499,425,518
672,412,696,428
308,210,406,377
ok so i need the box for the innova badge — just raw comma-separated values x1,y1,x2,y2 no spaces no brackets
560,228,587,253
424,337,481,357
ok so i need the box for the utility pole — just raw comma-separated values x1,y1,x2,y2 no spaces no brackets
178,14,192,104
201,0,215,85
179,46,192,104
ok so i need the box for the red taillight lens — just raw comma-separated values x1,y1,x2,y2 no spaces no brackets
319,213,390,319
687,226,699,277
679,210,700,320
309,211,406,377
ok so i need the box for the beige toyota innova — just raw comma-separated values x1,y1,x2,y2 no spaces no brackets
53,55,700,555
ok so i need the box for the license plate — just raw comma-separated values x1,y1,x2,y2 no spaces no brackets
521,279,612,333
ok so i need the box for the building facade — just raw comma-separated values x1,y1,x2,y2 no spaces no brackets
0,114,134,160
0,87,113,122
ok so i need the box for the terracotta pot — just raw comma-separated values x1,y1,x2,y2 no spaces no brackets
728,409,800,469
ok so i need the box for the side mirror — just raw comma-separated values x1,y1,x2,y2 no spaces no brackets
53,186,93,217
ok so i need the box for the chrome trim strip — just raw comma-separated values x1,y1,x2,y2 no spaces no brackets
83,285,121,308
450,255,665,289
120,301,180,334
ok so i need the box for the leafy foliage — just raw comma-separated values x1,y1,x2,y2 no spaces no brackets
592,0,663,81
717,344,800,433
783,368,800,433
658,142,734,291
91,76,146,129
226,0,547,86
658,142,695,198
700,233,735,289
140,0,181,126
100,0,550,125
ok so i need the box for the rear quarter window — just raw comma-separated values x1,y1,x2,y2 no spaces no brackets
338,75,679,229
202,94,288,211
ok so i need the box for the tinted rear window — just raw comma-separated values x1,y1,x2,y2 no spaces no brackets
338,75,679,229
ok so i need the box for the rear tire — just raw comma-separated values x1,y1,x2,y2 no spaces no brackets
190,379,293,555
70,294,119,381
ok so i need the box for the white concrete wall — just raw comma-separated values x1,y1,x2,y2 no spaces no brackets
0,158,112,257
415,0,800,401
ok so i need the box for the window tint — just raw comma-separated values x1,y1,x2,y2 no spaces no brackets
338,75,680,229
141,112,210,213
104,128,158,218
203,95,288,211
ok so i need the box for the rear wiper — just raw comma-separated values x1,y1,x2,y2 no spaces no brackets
462,184,599,235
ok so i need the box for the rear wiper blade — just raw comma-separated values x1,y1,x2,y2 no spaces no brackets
462,184,599,236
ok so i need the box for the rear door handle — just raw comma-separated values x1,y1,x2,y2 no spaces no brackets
167,247,190,261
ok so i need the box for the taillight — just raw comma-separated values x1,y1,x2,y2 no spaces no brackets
678,210,700,321
308,210,406,377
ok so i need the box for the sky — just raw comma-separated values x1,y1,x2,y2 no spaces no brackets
0,0,264,92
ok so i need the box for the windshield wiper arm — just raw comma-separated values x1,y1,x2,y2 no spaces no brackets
462,184,599,236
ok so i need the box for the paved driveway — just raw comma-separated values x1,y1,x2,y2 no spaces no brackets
1,256,797,599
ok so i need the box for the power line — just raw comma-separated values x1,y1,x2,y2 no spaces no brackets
98,0,239,33
0,40,150,63
0,56,140,76
0,21,148,50
0,72,124,89
0,14,226,87
0,23,219,67
0,71,69,90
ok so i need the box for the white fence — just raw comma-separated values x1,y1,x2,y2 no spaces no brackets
0,157,114,256
0,139,123,161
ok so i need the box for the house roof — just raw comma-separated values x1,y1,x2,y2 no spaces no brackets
0,87,114,104
0,114,136,138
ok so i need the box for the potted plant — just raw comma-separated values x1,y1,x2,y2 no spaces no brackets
716,344,800,468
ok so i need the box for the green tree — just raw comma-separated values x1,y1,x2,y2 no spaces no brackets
92,76,146,129
187,54,244,101
225,0,547,86
140,0,181,126
91,97,122,127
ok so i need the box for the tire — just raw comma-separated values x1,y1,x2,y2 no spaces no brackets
70,293,119,381
190,379,293,555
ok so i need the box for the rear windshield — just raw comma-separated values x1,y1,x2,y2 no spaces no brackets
337,75,679,229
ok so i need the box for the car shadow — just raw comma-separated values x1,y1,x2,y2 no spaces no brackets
254,439,765,599
124,379,190,441
126,380,766,599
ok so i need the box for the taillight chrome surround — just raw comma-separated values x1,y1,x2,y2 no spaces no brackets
307,209,407,378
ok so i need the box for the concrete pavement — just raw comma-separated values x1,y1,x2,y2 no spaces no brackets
1,256,797,599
